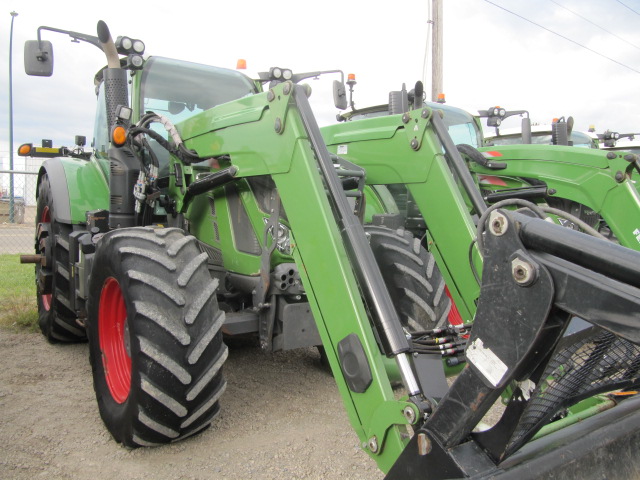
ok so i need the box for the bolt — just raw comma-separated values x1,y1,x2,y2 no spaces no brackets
283,82,292,95
274,118,283,134
402,113,411,124
267,90,275,102
403,406,417,424
410,138,420,150
548,188,556,195
368,436,379,453
417,433,432,456
606,151,617,160
511,257,536,286
421,109,429,119
615,171,625,183
489,211,508,236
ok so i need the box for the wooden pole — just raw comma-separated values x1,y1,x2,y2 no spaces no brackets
431,0,443,102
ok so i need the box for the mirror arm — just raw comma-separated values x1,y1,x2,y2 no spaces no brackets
291,69,344,84
37,26,103,58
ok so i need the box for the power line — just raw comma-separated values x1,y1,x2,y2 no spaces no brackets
614,0,640,16
483,0,640,75
549,0,640,51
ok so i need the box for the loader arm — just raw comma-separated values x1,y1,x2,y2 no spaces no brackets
321,111,485,322
179,82,426,471
470,144,640,251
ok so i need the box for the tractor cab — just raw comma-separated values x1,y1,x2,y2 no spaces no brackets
92,56,259,177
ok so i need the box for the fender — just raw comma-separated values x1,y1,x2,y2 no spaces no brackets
37,157,109,224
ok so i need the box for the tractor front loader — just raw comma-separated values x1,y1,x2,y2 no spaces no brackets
321,101,640,477
19,21,640,479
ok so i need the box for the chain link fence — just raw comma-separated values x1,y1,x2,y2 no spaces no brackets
0,159,42,255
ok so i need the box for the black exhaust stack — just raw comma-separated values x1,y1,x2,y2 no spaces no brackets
98,21,139,229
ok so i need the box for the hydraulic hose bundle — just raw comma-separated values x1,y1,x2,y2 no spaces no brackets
114,111,206,226
409,323,472,367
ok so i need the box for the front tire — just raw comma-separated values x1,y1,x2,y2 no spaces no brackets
366,225,451,331
87,227,228,447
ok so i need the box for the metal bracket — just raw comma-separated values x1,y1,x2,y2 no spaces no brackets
402,107,433,151
267,81,294,135
365,400,417,455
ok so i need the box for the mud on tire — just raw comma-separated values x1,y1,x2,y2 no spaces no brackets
35,173,85,342
87,227,228,447
365,225,451,331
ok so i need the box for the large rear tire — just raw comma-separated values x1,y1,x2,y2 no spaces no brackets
365,225,451,331
87,227,228,447
35,174,85,342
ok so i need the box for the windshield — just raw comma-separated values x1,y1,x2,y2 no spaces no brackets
489,131,597,149
140,56,257,123
607,146,640,155
439,106,483,147
345,102,483,147
139,57,258,172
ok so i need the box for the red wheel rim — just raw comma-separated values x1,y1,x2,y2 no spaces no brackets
40,206,52,311
99,277,131,403
445,286,464,326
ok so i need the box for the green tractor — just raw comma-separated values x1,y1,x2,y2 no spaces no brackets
336,83,640,252
20,21,640,478
480,106,599,149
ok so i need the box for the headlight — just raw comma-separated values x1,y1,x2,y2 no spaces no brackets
119,36,132,51
132,40,145,54
264,218,292,255
126,54,145,70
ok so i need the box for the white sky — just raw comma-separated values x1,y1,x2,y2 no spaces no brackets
1,0,639,161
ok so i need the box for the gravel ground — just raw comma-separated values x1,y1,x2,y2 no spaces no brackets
0,329,384,480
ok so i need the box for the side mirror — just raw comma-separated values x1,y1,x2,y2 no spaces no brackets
333,80,347,110
24,40,54,76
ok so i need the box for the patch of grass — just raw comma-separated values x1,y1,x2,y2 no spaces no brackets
0,254,38,332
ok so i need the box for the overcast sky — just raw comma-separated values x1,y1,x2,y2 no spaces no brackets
1,0,639,164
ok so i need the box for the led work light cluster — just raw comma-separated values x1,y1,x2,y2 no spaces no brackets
486,106,507,127
269,67,293,82
115,35,145,70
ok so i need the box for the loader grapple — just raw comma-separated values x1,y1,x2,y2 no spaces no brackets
504,328,640,457
386,209,640,479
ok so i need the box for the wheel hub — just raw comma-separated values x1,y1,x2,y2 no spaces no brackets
98,277,131,404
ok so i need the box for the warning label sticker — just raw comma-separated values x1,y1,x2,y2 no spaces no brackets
466,337,508,387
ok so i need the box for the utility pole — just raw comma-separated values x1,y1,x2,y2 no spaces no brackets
431,0,443,102
9,11,18,223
